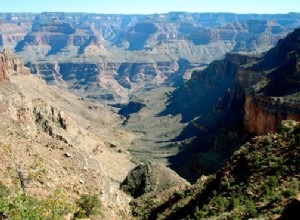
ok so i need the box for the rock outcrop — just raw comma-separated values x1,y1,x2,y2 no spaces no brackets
164,28,300,134
0,49,30,81
244,94,300,134
120,161,189,198
15,18,102,56
0,53,9,81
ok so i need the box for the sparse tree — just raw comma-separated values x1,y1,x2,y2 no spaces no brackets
76,194,100,218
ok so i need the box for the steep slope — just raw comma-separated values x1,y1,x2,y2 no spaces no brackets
158,28,300,181
244,28,300,134
119,27,300,218
0,50,136,219
138,120,300,220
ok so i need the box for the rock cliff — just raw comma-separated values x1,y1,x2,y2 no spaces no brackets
0,49,30,81
27,60,181,102
1,12,300,101
159,28,300,181
165,28,300,135
244,28,300,134
244,94,300,134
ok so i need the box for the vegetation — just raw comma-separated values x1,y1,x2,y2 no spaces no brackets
190,120,300,219
131,120,300,219
0,181,102,219
0,187,74,220
76,194,101,218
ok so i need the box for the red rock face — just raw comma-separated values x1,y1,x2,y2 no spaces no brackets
244,94,300,134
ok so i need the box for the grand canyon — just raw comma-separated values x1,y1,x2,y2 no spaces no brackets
0,10,300,220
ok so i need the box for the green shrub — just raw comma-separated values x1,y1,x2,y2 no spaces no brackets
261,184,271,196
282,188,297,197
220,180,230,190
0,182,10,198
76,194,101,218
43,191,74,220
8,191,44,220
175,190,185,199
269,176,279,188
244,199,258,218
228,197,239,210
264,136,273,146
74,210,87,219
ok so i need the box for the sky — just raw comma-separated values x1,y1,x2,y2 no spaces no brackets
1,0,299,14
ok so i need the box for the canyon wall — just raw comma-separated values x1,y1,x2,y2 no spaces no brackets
1,12,299,104
244,94,300,134
27,60,181,101
244,28,300,134
162,28,300,179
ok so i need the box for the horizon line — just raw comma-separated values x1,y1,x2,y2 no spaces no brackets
1,11,299,15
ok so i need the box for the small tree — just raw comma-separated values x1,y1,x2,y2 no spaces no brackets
76,194,100,218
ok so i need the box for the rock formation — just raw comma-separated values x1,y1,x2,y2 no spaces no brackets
1,12,300,103
158,28,300,181
27,60,181,102
244,28,300,134
244,94,300,134
0,49,30,81
0,53,9,81
120,161,189,198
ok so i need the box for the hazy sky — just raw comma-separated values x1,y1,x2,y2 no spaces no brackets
1,0,299,14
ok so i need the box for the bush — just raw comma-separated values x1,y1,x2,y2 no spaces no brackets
261,184,271,196
282,188,297,197
269,176,279,188
220,180,231,190
76,194,101,218
264,136,273,146
8,191,44,220
43,191,74,220
228,197,239,210
0,183,10,198
74,210,87,219
245,199,258,218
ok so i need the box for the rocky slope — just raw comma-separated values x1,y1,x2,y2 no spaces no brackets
0,53,9,81
121,161,189,198
134,120,300,220
0,50,137,219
